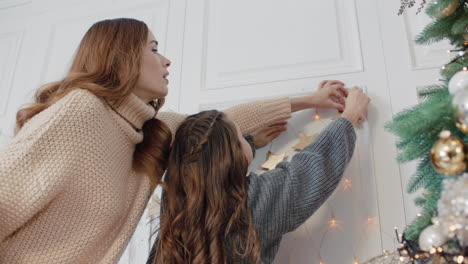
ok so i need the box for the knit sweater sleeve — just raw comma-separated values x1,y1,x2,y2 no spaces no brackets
223,97,291,135
0,90,103,242
156,97,292,136
247,117,356,240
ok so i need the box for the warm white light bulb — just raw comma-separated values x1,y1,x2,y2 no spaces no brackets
367,217,377,225
343,178,352,190
328,218,340,229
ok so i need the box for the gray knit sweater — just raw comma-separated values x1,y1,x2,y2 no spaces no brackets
147,117,356,264
245,117,356,263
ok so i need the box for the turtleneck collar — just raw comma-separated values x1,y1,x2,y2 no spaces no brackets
106,93,156,131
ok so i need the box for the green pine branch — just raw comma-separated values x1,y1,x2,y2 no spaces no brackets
417,84,448,98
389,0,467,245
425,0,462,18
441,57,468,80
386,88,458,162
406,173,462,241
416,0,466,46
416,14,463,45
405,209,433,241
386,87,460,241
451,11,468,35
407,157,436,193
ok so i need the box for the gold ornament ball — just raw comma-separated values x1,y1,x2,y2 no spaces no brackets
430,130,466,175
456,122,468,134
434,1,460,18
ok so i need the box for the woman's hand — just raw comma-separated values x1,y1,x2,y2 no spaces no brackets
313,80,348,111
341,87,370,126
250,121,288,148
291,80,348,112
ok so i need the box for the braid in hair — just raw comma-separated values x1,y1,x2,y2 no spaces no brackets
154,110,261,264
183,111,223,162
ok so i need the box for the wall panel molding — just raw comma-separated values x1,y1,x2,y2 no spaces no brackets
199,0,364,90
0,30,23,117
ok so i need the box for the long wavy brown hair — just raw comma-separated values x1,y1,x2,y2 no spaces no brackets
15,18,171,188
153,110,262,264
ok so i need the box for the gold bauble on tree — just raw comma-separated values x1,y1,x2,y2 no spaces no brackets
430,130,466,175
434,0,460,19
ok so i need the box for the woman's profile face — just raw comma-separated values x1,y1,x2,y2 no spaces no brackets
134,30,171,102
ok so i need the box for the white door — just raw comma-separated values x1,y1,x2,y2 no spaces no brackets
0,0,449,263
177,0,450,263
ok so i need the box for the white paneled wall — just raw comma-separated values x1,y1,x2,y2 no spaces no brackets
199,0,362,89
0,0,450,263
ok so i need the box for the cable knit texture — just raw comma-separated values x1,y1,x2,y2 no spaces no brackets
0,89,291,264
246,117,356,264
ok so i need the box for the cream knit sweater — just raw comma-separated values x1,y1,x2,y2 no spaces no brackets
0,89,291,264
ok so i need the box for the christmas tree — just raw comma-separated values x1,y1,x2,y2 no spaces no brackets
385,0,467,262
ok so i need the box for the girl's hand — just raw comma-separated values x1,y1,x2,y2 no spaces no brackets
341,87,370,126
250,121,288,148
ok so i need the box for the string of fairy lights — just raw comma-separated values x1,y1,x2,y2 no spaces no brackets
146,100,406,264
258,108,384,264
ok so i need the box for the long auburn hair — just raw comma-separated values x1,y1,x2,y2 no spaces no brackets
15,18,172,188
153,110,262,264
